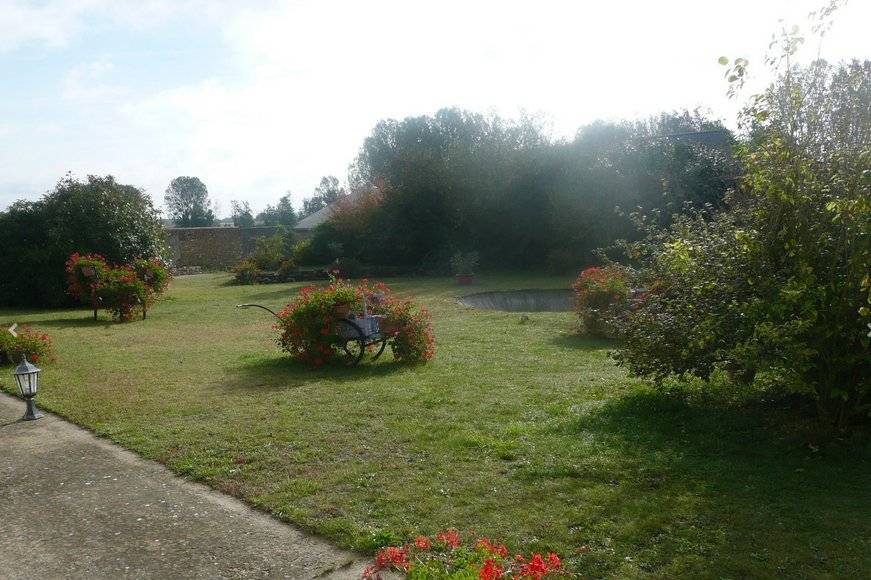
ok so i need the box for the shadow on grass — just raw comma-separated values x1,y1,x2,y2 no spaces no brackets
19,316,115,329
526,388,871,574
242,286,305,302
217,354,408,393
549,333,618,351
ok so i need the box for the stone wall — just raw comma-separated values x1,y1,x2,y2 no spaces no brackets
164,226,296,268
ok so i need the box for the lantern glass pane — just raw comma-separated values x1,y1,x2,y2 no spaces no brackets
15,372,36,396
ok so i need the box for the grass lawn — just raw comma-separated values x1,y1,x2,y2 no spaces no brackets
2,273,870,578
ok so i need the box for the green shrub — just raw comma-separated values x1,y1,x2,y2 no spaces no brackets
251,234,285,271
276,259,297,281
613,56,871,426
234,228,298,282
292,240,316,266
233,259,260,284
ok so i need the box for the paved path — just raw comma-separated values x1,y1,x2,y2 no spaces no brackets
0,393,367,579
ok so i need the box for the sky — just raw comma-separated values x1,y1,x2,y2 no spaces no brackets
1,0,869,217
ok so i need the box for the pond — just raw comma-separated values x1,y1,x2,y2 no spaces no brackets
457,289,574,312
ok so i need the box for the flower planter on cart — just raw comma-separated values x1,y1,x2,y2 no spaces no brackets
237,298,389,366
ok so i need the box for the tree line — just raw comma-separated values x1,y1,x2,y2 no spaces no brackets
163,176,346,228
301,108,738,271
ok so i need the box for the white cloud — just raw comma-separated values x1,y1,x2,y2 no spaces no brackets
63,58,130,102
0,0,95,51
0,0,240,53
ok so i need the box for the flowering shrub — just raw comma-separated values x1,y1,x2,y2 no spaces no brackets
275,276,435,366
361,530,566,579
379,296,435,362
96,266,148,322
131,257,171,303
65,253,109,304
0,324,53,365
572,265,629,337
65,253,170,321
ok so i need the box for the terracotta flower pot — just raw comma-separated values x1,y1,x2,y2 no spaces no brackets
456,275,474,285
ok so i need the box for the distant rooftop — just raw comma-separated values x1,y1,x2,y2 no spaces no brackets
294,191,362,230
294,203,334,231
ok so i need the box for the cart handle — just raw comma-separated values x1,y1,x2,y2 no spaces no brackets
236,303,280,319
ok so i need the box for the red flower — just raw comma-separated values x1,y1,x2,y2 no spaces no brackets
518,553,549,579
374,546,408,570
479,559,503,580
29,354,39,363
436,529,460,548
475,538,507,557
414,536,431,549
547,553,560,569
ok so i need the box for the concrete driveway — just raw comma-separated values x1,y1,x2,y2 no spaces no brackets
0,393,367,579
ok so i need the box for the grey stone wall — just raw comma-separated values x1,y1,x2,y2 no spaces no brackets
165,226,309,268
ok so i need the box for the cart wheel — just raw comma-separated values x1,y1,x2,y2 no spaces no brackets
335,319,365,366
371,337,388,361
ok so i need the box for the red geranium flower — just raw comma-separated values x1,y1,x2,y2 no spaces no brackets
479,559,503,580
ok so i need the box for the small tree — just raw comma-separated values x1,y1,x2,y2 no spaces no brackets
300,176,345,218
164,176,215,227
231,200,255,227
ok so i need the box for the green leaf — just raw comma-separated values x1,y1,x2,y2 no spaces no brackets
718,56,729,65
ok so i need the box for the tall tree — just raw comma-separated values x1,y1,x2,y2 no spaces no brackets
275,193,297,226
256,192,297,226
231,200,254,227
300,176,345,217
164,176,214,227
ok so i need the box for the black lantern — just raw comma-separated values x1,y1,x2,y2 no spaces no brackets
12,356,43,421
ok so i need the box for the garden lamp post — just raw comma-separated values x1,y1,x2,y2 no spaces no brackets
12,356,44,421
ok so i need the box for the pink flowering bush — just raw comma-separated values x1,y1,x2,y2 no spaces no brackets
275,276,435,366
362,530,566,579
